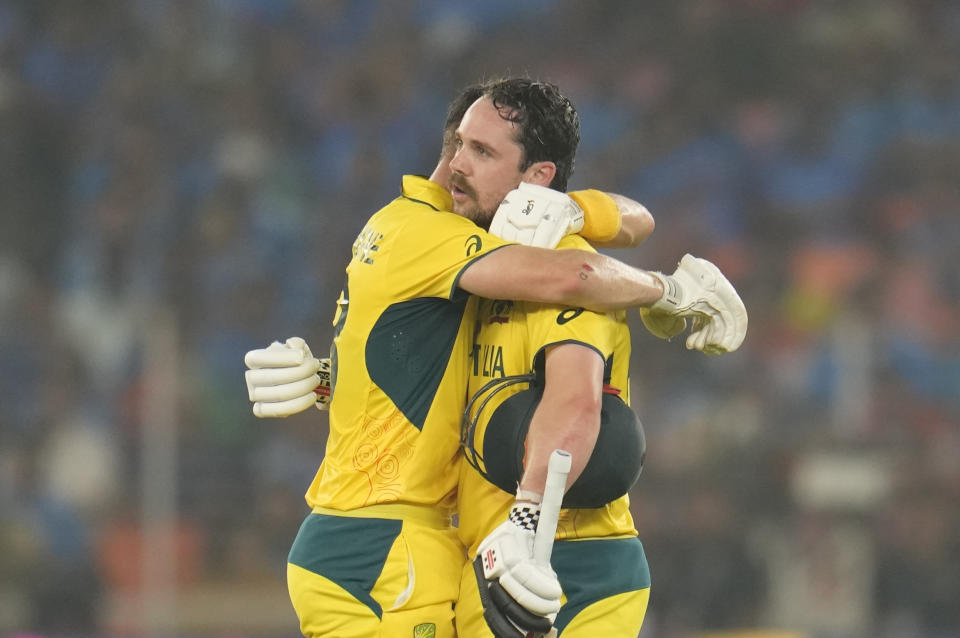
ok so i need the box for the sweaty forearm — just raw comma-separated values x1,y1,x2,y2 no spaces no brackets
459,246,664,312
559,250,664,311
519,401,600,497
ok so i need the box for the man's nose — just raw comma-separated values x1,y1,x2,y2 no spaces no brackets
449,147,466,174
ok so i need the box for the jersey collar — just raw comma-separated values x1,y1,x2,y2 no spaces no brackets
401,175,453,212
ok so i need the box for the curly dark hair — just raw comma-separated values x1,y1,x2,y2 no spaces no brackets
482,78,580,191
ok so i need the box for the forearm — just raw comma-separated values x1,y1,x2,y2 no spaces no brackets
459,246,664,312
516,344,604,497
519,397,600,496
593,193,655,249
566,249,664,310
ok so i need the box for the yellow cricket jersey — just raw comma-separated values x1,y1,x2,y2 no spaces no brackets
458,234,638,555
305,175,512,516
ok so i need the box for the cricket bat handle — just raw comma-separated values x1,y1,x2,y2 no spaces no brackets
532,449,571,566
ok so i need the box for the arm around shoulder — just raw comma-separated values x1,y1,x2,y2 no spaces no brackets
458,244,664,312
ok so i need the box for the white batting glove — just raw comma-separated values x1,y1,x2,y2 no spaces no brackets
645,254,748,354
244,337,327,417
476,503,562,623
489,183,584,248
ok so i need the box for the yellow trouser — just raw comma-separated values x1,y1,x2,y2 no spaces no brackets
455,537,651,637
288,506,466,638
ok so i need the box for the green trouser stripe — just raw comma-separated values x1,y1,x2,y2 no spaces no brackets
552,537,650,633
288,513,402,619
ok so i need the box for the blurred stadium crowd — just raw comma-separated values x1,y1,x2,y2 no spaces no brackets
0,0,958,636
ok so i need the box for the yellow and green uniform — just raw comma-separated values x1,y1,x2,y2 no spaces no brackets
288,175,511,638
456,234,651,637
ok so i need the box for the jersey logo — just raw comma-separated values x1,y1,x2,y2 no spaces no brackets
465,234,483,256
556,307,584,325
413,622,436,638
488,299,513,324
353,227,383,264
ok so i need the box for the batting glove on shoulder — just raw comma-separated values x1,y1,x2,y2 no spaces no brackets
489,183,584,248
474,502,561,638
644,254,748,354
244,337,329,417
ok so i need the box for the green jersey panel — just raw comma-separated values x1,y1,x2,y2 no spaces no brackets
307,176,510,513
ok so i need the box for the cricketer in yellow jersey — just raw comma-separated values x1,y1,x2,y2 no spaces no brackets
285,172,507,638
280,179,655,638
284,176,628,637
245,78,746,638
268,81,653,638
456,235,650,638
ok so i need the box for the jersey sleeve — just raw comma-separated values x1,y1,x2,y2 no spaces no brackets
387,211,513,300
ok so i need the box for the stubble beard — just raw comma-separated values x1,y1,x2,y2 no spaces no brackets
461,202,496,230
450,174,496,230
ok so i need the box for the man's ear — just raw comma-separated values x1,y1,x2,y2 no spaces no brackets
522,161,556,188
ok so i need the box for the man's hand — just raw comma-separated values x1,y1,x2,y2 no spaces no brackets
244,337,328,417
489,183,584,248
644,254,748,354
474,502,561,637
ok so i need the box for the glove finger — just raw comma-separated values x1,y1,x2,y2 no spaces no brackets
285,336,313,358
527,210,556,248
245,357,321,385
703,320,733,355
513,213,541,230
511,565,563,601
249,373,321,402
697,328,719,353
489,581,554,635
530,220,564,249
701,305,732,351
696,314,722,352
686,318,710,352
252,392,318,418
245,345,305,368
500,224,519,243
473,558,527,638
715,286,748,352
714,312,734,352
689,317,717,353
498,570,562,616
703,343,727,356
696,261,747,352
